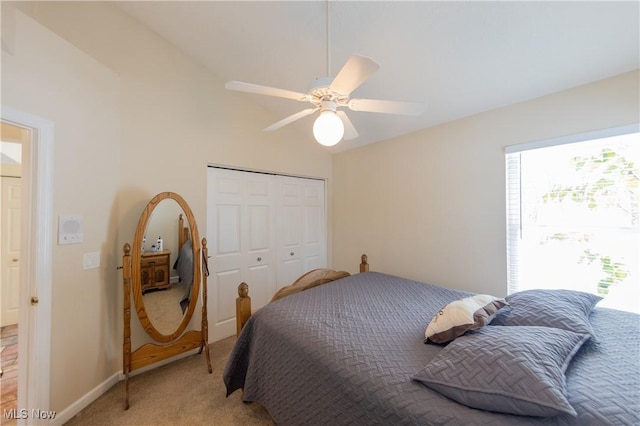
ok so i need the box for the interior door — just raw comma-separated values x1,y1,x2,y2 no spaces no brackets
207,167,276,341
276,175,326,290
1,176,21,326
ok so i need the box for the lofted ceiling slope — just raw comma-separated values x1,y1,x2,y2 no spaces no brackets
116,1,639,153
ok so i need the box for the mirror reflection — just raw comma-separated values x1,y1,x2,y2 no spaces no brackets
140,199,194,335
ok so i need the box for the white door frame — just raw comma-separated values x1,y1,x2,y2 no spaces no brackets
1,106,53,421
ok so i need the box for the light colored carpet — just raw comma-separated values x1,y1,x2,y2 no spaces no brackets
143,284,185,335
64,336,274,425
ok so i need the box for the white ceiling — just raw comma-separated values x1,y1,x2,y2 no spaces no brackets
116,1,639,153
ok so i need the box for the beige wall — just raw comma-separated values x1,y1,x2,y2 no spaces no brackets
2,1,332,415
2,7,121,413
333,70,639,297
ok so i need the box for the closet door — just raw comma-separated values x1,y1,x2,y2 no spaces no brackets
207,168,277,341
276,176,326,290
207,167,327,341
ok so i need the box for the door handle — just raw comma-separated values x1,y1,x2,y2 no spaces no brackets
257,257,262,262
31,296,39,306
12,258,18,262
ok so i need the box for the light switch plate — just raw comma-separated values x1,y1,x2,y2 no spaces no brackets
59,215,83,245
83,252,100,270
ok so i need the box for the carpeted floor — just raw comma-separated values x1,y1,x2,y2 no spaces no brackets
64,336,274,425
143,284,186,335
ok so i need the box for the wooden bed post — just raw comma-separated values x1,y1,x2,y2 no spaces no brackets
236,282,251,336
360,254,369,273
178,214,189,250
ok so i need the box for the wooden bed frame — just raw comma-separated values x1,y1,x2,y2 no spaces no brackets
178,213,190,252
235,254,370,335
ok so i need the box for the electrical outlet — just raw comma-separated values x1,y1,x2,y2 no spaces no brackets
83,252,100,270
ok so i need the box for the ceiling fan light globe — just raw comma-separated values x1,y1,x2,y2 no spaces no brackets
313,111,344,147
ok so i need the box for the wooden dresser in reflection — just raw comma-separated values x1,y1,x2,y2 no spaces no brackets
140,250,171,293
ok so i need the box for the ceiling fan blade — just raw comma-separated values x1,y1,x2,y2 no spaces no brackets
348,98,425,115
329,54,380,96
263,108,317,132
225,81,307,102
336,111,359,140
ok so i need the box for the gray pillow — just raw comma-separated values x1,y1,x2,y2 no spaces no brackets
412,326,589,417
491,289,602,337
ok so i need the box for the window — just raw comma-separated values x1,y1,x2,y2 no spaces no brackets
506,125,639,314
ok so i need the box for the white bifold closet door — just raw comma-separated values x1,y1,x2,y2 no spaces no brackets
207,167,326,341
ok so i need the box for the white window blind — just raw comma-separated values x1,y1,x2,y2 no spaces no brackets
505,152,522,296
505,124,640,313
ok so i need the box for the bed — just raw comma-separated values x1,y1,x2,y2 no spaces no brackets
223,256,640,425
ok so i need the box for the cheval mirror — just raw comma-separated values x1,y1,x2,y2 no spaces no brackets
121,192,212,409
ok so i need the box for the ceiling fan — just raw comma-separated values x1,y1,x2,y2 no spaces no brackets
225,54,425,147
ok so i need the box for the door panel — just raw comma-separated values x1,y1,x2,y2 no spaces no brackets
246,263,271,311
1,177,21,327
244,173,276,308
277,177,302,287
216,205,240,255
208,168,277,341
248,205,270,251
303,204,323,270
214,269,242,330
208,169,244,338
277,176,326,288
278,200,302,289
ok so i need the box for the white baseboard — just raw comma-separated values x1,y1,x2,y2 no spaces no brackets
50,372,120,426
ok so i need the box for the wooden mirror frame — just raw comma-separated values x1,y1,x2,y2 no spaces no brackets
132,192,200,342
122,192,212,409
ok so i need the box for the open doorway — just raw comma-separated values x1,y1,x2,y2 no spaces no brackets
0,109,53,423
0,121,27,416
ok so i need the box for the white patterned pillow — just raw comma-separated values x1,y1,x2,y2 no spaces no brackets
425,294,507,344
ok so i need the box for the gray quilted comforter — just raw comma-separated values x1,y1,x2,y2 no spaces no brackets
224,272,640,425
